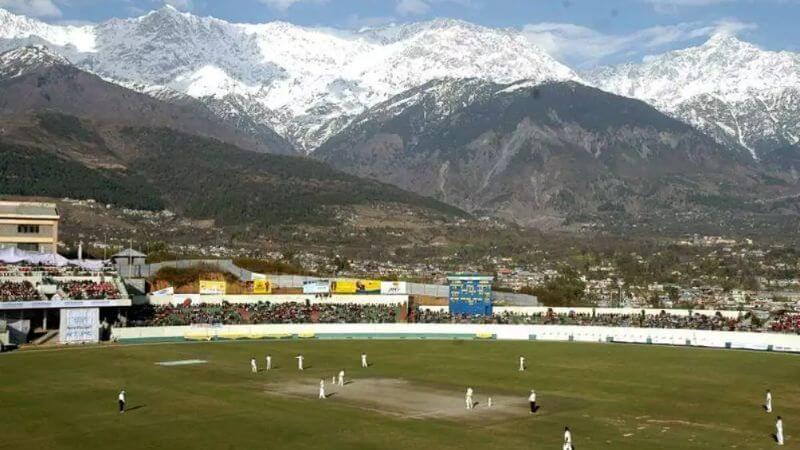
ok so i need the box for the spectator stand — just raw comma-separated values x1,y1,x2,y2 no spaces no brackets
0,262,132,346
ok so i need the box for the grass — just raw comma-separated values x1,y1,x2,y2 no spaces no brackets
1,340,797,449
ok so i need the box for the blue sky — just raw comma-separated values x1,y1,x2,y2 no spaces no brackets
1,0,798,67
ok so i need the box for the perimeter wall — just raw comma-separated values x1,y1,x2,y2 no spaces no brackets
111,323,800,353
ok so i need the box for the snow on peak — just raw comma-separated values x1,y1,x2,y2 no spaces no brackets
587,34,800,160
0,7,579,152
0,44,71,79
0,8,96,53
589,34,800,108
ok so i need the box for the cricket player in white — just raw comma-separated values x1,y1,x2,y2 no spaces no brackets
338,369,345,387
465,387,474,410
265,354,272,371
766,389,773,413
118,390,126,413
361,352,368,368
296,354,304,370
519,356,526,371
776,416,784,445
319,379,326,399
250,357,257,373
564,427,572,448
528,390,537,414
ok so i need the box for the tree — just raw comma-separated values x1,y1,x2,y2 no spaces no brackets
531,266,587,307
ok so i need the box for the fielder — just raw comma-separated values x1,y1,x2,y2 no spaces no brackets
528,389,537,414
465,387,474,410
776,416,784,446
564,426,572,448
361,352,368,368
766,389,773,413
250,357,258,373
296,354,304,370
319,379,326,400
338,369,345,387
265,354,272,371
118,390,126,414
519,356,526,371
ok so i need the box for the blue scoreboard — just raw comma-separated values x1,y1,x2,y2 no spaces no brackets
447,274,494,316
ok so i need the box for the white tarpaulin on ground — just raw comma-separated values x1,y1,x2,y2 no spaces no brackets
0,247,106,270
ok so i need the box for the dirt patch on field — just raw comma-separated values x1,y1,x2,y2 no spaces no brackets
266,378,532,421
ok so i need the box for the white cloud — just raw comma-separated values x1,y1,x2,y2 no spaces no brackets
522,20,757,68
259,0,327,11
395,0,477,16
710,19,757,35
344,14,397,30
396,0,430,15
0,0,62,17
163,0,193,11
640,0,797,13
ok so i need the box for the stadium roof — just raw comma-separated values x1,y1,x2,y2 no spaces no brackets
0,201,59,219
446,274,494,281
111,248,147,258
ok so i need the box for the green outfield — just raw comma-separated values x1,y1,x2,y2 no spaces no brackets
1,340,797,449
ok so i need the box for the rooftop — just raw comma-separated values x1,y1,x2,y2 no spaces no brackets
111,248,147,258
0,201,59,219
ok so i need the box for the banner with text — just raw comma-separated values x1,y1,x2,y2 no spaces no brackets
59,307,100,344
252,279,272,294
331,280,357,294
380,281,408,295
199,280,226,295
356,280,382,294
303,280,330,294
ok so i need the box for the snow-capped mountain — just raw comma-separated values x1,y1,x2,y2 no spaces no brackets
0,44,295,155
0,6,579,152
0,8,94,52
0,44,70,78
317,78,765,227
586,33,800,161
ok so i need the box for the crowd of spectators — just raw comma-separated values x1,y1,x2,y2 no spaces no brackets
769,313,800,333
0,263,115,278
121,303,800,334
0,262,123,301
0,281,40,302
57,281,121,300
126,302,402,327
415,309,764,332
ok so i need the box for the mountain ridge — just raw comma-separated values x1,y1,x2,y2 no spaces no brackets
0,6,579,152
316,79,782,229
586,32,800,163
0,44,297,155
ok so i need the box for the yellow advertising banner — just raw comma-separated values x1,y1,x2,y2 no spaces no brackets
253,279,271,294
199,280,226,295
330,279,382,294
331,280,357,294
356,279,381,294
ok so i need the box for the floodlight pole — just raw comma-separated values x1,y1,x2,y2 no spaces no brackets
128,238,132,278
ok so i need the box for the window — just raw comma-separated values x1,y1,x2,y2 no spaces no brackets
17,243,39,251
17,225,40,234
